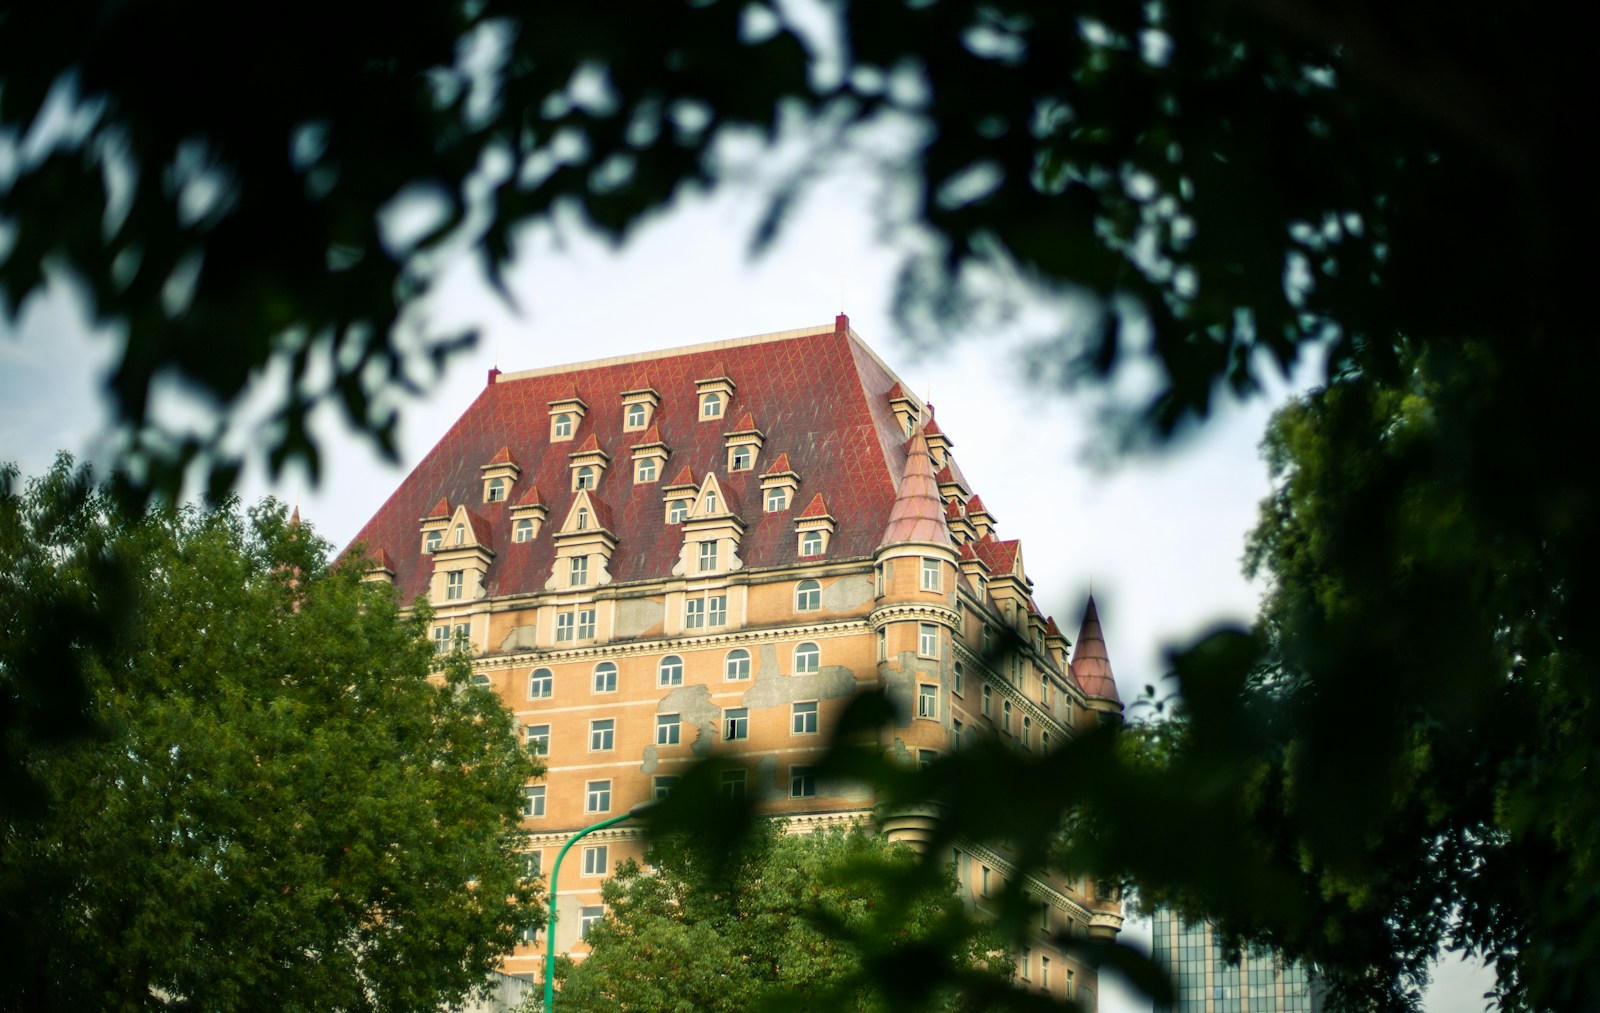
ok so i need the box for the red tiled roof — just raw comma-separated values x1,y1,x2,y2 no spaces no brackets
966,495,992,517
1044,616,1063,639
797,493,832,519
730,412,756,432
1070,595,1119,702
369,548,395,571
575,433,601,453
945,499,964,520
487,445,515,466
635,425,664,446
957,542,980,562
764,452,794,476
347,326,913,601
879,428,952,548
461,506,494,550
972,534,1019,575
668,465,696,487
551,382,583,403
923,416,945,437
515,483,545,506
425,497,451,519
886,382,908,401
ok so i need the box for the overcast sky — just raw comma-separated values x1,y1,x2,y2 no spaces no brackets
0,154,1490,1011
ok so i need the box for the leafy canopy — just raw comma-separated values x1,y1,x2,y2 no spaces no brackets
557,823,1017,1013
0,457,541,1012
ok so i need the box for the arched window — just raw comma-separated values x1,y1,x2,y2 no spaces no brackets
658,655,684,687
636,458,657,483
425,530,442,552
486,477,506,502
453,524,465,545
795,579,821,611
701,392,722,418
704,491,718,513
668,499,689,523
593,662,617,694
554,413,573,438
725,648,751,681
794,642,820,674
529,668,553,699
576,507,589,531
576,466,595,490
514,519,534,542
800,530,823,556
626,403,646,428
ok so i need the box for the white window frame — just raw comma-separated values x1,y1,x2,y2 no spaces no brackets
953,660,964,695
514,519,534,543
585,780,612,814
487,477,507,502
795,579,821,611
636,457,657,483
729,445,753,471
553,412,574,438
919,623,939,658
723,707,749,741
525,723,550,755
659,655,684,687
529,668,553,699
700,391,723,418
917,683,938,719
578,608,596,639
792,701,818,735
921,557,941,591
668,499,689,523
794,642,820,674
581,844,607,875
570,555,589,586
555,612,575,642
446,570,464,600
800,530,823,556
626,402,647,429
524,785,546,818
656,713,680,746
685,598,705,629
580,905,604,938
725,648,751,681
707,595,727,627
764,487,788,511
589,719,615,751
425,530,443,552
575,465,595,490
697,540,718,572
592,662,617,694
790,765,816,798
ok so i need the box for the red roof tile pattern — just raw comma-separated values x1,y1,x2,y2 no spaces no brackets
369,548,395,571
348,326,917,602
668,465,696,487
1070,596,1119,702
972,534,1020,576
797,493,832,519
425,497,451,520
966,495,993,518
515,483,545,506
763,452,794,476
487,445,515,466
945,499,964,520
459,506,494,550
634,425,664,446
879,428,953,548
729,412,756,432
575,434,601,453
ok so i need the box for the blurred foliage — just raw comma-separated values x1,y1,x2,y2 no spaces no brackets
0,456,540,1012
559,822,1019,1013
3,1,1593,1010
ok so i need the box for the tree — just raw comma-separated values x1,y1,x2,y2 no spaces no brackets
556,822,1020,1013
0,456,541,1012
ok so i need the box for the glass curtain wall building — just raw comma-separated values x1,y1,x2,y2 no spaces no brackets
1151,908,1322,1013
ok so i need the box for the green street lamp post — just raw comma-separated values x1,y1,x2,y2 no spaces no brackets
543,801,657,1012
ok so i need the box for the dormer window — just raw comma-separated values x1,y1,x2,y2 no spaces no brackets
668,499,689,523
514,519,535,543
626,403,646,428
570,556,589,586
621,378,660,433
704,491,718,513
426,530,443,552
486,478,507,502
575,466,595,490
453,524,465,546
696,366,735,421
576,507,590,531
701,392,723,419
730,446,752,471
794,493,836,559
800,530,823,556
765,487,789,512
480,447,521,503
553,413,574,439
636,458,657,484
698,541,718,572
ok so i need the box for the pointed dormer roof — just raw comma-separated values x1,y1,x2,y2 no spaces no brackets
945,499,964,520
487,445,515,466
667,465,696,488
692,473,741,517
1071,596,1119,703
559,490,616,534
763,452,795,476
972,533,1020,574
878,427,952,548
730,412,756,432
515,483,545,507
424,497,451,520
797,493,832,519
634,424,665,447
369,547,395,571
445,504,494,551
576,434,600,453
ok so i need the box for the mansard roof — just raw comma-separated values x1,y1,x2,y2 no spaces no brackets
349,322,922,601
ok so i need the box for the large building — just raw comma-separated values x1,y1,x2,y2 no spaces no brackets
349,317,1124,1006
1151,909,1323,1013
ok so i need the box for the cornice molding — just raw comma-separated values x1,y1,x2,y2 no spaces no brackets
473,619,874,670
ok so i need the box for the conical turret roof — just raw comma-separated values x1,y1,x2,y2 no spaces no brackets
878,427,952,548
1070,595,1120,703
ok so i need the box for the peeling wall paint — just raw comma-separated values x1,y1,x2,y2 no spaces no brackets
615,597,664,638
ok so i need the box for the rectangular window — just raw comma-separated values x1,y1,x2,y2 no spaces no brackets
919,623,939,658
721,769,747,799
1021,947,1032,980
589,719,615,751
656,713,680,746
790,765,816,798
707,595,727,627
581,845,608,876
723,707,748,741
877,629,887,661
581,905,605,938
1040,901,1052,932
730,446,753,471
1041,956,1051,990
698,540,718,571
578,608,596,639
1041,681,1051,708
981,866,991,896
525,724,550,755
685,598,705,628
570,555,588,586
653,775,678,799
556,612,574,642
953,660,964,695
523,785,545,818
433,625,451,653
586,780,612,814
917,683,938,719
792,701,818,735
529,670,553,699
524,851,543,879
446,570,464,599
918,748,937,769
921,557,941,591
952,719,964,750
